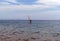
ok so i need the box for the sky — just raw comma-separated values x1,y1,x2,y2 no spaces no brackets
0,0,60,20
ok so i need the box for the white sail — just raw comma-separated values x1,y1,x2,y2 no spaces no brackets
28,16,31,20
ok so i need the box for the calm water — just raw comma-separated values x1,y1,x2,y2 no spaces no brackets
0,20,60,41
0,20,60,33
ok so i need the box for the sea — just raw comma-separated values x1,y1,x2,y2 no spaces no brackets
0,20,60,41
0,20,60,33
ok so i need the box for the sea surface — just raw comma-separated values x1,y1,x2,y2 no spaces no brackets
0,20,60,33
0,20,60,41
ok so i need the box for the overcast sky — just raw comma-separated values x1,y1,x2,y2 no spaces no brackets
0,0,60,20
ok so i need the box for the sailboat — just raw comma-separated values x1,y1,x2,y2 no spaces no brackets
28,16,32,24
